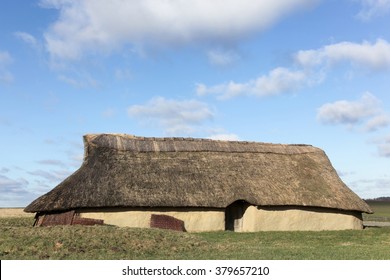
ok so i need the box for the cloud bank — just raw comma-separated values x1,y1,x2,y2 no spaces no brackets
295,39,390,71
197,67,311,99
39,0,317,60
198,39,390,100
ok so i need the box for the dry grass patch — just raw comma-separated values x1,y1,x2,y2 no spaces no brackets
0,208,34,218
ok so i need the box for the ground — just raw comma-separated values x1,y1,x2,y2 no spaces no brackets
0,204,389,260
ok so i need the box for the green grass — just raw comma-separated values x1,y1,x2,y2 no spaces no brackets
1,217,390,260
364,201,390,221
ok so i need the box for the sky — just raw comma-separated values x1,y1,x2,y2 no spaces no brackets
1,0,390,207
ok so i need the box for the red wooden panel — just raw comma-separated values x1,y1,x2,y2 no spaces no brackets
38,210,75,226
34,211,103,226
150,214,186,232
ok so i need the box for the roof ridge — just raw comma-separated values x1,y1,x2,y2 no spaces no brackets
84,133,312,147
82,133,319,156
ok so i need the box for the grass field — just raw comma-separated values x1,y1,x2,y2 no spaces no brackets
1,202,390,260
1,217,390,260
363,201,390,222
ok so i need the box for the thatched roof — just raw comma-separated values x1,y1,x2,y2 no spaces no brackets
25,133,372,213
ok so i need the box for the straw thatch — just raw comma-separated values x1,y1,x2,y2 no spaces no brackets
24,133,372,214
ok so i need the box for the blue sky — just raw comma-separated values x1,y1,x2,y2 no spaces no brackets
1,0,390,206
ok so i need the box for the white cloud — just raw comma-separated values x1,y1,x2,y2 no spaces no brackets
356,0,390,21
39,0,317,60
317,93,380,124
128,97,215,135
0,51,14,83
295,39,390,71
364,114,390,132
207,133,240,141
200,39,390,101
207,49,240,67
252,67,310,96
196,81,248,99
197,67,310,99
317,92,389,131
14,32,41,50
371,135,390,157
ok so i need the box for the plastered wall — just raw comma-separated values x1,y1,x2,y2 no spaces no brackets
79,207,225,232
79,205,363,232
240,206,363,232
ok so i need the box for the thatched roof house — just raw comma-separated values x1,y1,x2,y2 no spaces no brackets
25,134,372,231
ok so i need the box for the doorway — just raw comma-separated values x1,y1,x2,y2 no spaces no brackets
225,200,249,231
